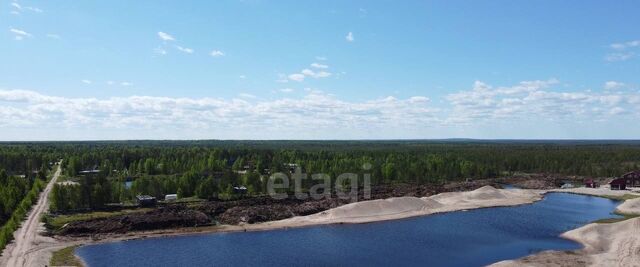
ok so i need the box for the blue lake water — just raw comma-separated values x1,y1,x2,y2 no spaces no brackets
76,193,621,267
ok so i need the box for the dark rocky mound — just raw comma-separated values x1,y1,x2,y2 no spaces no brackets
59,205,210,236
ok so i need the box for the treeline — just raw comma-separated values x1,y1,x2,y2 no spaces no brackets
42,141,640,212
0,170,47,252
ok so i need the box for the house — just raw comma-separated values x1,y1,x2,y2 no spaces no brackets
610,178,627,190
79,170,101,175
233,186,248,194
622,171,640,187
165,194,178,201
560,183,574,189
136,195,157,206
584,179,599,188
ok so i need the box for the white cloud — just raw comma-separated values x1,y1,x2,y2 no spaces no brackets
46,33,61,39
288,73,305,82
279,88,294,93
610,40,640,50
288,65,332,82
23,6,43,13
120,82,133,86
157,32,175,41
106,81,115,85
605,52,634,62
210,50,225,57
0,89,438,137
10,28,32,40
346,32,354,42
239,75,247,79
10,2,21,9
81,80,92,85
445,79,639,125
310,63,329,69
175,46,194,54
154,47,167,55
606,39,640,62
315,56,327,61
604,81,625,90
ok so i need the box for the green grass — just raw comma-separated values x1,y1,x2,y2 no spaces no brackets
44,208,151,231
50,245,82,267
599,194,640,201
594,212,640,224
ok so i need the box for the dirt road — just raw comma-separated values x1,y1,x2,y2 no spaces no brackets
0,162,61,267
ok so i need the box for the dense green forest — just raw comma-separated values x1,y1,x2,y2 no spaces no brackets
2,141,640,215
0,144,55,251
35,140,640,212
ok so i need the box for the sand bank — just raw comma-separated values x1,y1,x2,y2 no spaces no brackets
15,185,640,267
491,187,640,267
259,186,543,228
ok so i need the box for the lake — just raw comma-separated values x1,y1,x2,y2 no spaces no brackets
76,193,620,267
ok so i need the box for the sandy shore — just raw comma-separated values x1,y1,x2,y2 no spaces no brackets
491,187,640,267
9,185,640,267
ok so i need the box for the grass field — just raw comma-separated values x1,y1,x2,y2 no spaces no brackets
50,245,82,267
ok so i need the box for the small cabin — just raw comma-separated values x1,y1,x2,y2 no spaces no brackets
584,179,599,188
610,178,627,190
136,195,157,206
233,186,248,194
165,194,178,201
560,183,574,189
622,171,640,187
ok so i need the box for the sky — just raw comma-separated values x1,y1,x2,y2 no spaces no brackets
1,0,640,140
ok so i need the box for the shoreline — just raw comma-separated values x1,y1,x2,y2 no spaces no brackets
37,186,640,266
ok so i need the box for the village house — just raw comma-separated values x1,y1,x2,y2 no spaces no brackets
136,195,157,206
610,178,627,190
584,178,599,188
165,194,178,201
622,171,640,187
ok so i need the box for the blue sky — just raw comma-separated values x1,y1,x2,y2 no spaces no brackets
1,0,640,140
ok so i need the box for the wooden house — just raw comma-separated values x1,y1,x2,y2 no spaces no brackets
610,178,627,190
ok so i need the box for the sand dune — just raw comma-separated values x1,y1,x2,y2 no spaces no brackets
616,197,640,215
564,217,640,267
270,186,542,227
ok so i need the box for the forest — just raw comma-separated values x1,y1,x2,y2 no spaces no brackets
37,140,640,213
0,144,55,250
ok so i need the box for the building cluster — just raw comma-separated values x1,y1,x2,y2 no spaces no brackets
608,171,640,190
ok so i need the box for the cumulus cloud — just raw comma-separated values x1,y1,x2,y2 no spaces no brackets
610,40,640,50
604,81,625,90
81,80,92,85
210,50,225,57
175,46,194,54
288,73,305,82
346,32,354,42
310,63,329,69
0,89,438,134
157,32,175,41
10,28,32,40
46,33,61,39
445,79,639,124
606,39,640,62
288,65,332,82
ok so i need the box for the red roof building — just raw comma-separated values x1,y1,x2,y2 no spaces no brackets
610,178,627,190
